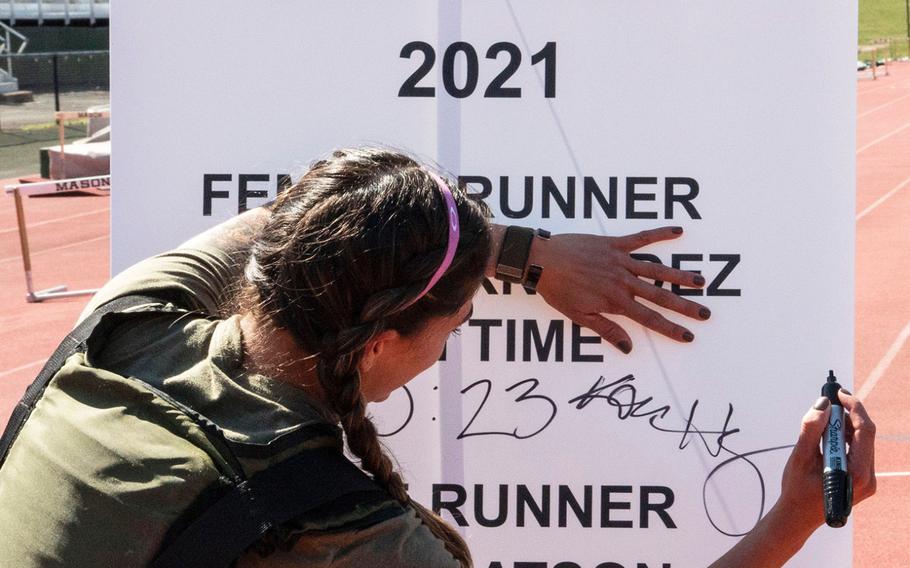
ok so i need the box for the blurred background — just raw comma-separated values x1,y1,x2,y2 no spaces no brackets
1,0,108,181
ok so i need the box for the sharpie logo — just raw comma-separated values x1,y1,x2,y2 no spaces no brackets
828,419,842,454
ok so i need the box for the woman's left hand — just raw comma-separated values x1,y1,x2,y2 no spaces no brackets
531,227,711,354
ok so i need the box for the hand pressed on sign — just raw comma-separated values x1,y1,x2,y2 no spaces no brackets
530,226,710,353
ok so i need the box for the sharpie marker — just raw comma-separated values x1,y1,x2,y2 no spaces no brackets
821,370,852,528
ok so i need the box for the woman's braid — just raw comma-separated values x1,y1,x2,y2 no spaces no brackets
318,285,472,565
248,147,490,568
316,281,433,501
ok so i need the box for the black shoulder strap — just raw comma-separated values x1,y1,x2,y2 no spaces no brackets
0,293,389,568
151,446,386,568
0,294,167,467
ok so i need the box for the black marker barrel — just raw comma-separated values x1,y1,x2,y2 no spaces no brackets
821,370,852,528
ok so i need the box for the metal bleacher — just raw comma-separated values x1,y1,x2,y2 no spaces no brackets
1,1,108,93
0,0,110,26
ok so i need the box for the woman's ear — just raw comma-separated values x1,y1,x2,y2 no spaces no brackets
359,329,402,372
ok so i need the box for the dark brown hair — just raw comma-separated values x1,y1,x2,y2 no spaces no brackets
246,147,490,566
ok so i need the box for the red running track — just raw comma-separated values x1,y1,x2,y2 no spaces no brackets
1,64,909,565
853,64,910,568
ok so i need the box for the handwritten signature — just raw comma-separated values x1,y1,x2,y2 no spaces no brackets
377,372,794,536
568,374,794,536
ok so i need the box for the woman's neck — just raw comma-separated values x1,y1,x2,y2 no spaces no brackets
238,312,329,406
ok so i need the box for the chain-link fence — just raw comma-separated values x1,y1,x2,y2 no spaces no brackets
0,50,108,179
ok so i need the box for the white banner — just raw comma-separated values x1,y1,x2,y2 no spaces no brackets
112,2,856,566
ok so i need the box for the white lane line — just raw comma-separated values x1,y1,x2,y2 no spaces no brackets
0,358,45,380
856,320,910,401
0,234,107,264
857,92,910,119
0,207,109,236
857,77,910,96
857,120,910,154
877,472,910,478
856,173,910,221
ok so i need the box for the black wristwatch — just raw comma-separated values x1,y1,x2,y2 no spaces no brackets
495,226,551,291
523,229,550,292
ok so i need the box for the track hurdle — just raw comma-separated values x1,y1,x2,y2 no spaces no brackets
857,43,890,80
54,110,111,179
4,175,110,302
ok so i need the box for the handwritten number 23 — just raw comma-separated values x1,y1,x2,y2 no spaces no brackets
458,378,557,440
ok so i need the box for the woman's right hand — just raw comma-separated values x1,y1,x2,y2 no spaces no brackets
777,389,877,531
709,391,877,568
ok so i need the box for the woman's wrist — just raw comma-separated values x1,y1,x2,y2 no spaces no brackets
760,501,820,559
486,224,552,290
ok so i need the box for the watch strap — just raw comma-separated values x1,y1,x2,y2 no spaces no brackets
495,226,535,283
523,264,544,293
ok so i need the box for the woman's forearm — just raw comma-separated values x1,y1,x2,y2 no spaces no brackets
708,503,818,568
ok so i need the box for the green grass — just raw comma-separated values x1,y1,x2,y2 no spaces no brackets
860,0,910,59
0,124,85,179
20,119,89,133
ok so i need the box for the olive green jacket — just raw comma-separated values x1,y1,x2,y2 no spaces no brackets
0,247,458,567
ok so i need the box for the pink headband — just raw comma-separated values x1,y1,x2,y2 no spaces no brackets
404,171,460,307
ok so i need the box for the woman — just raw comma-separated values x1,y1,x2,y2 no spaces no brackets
0,148,875,567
